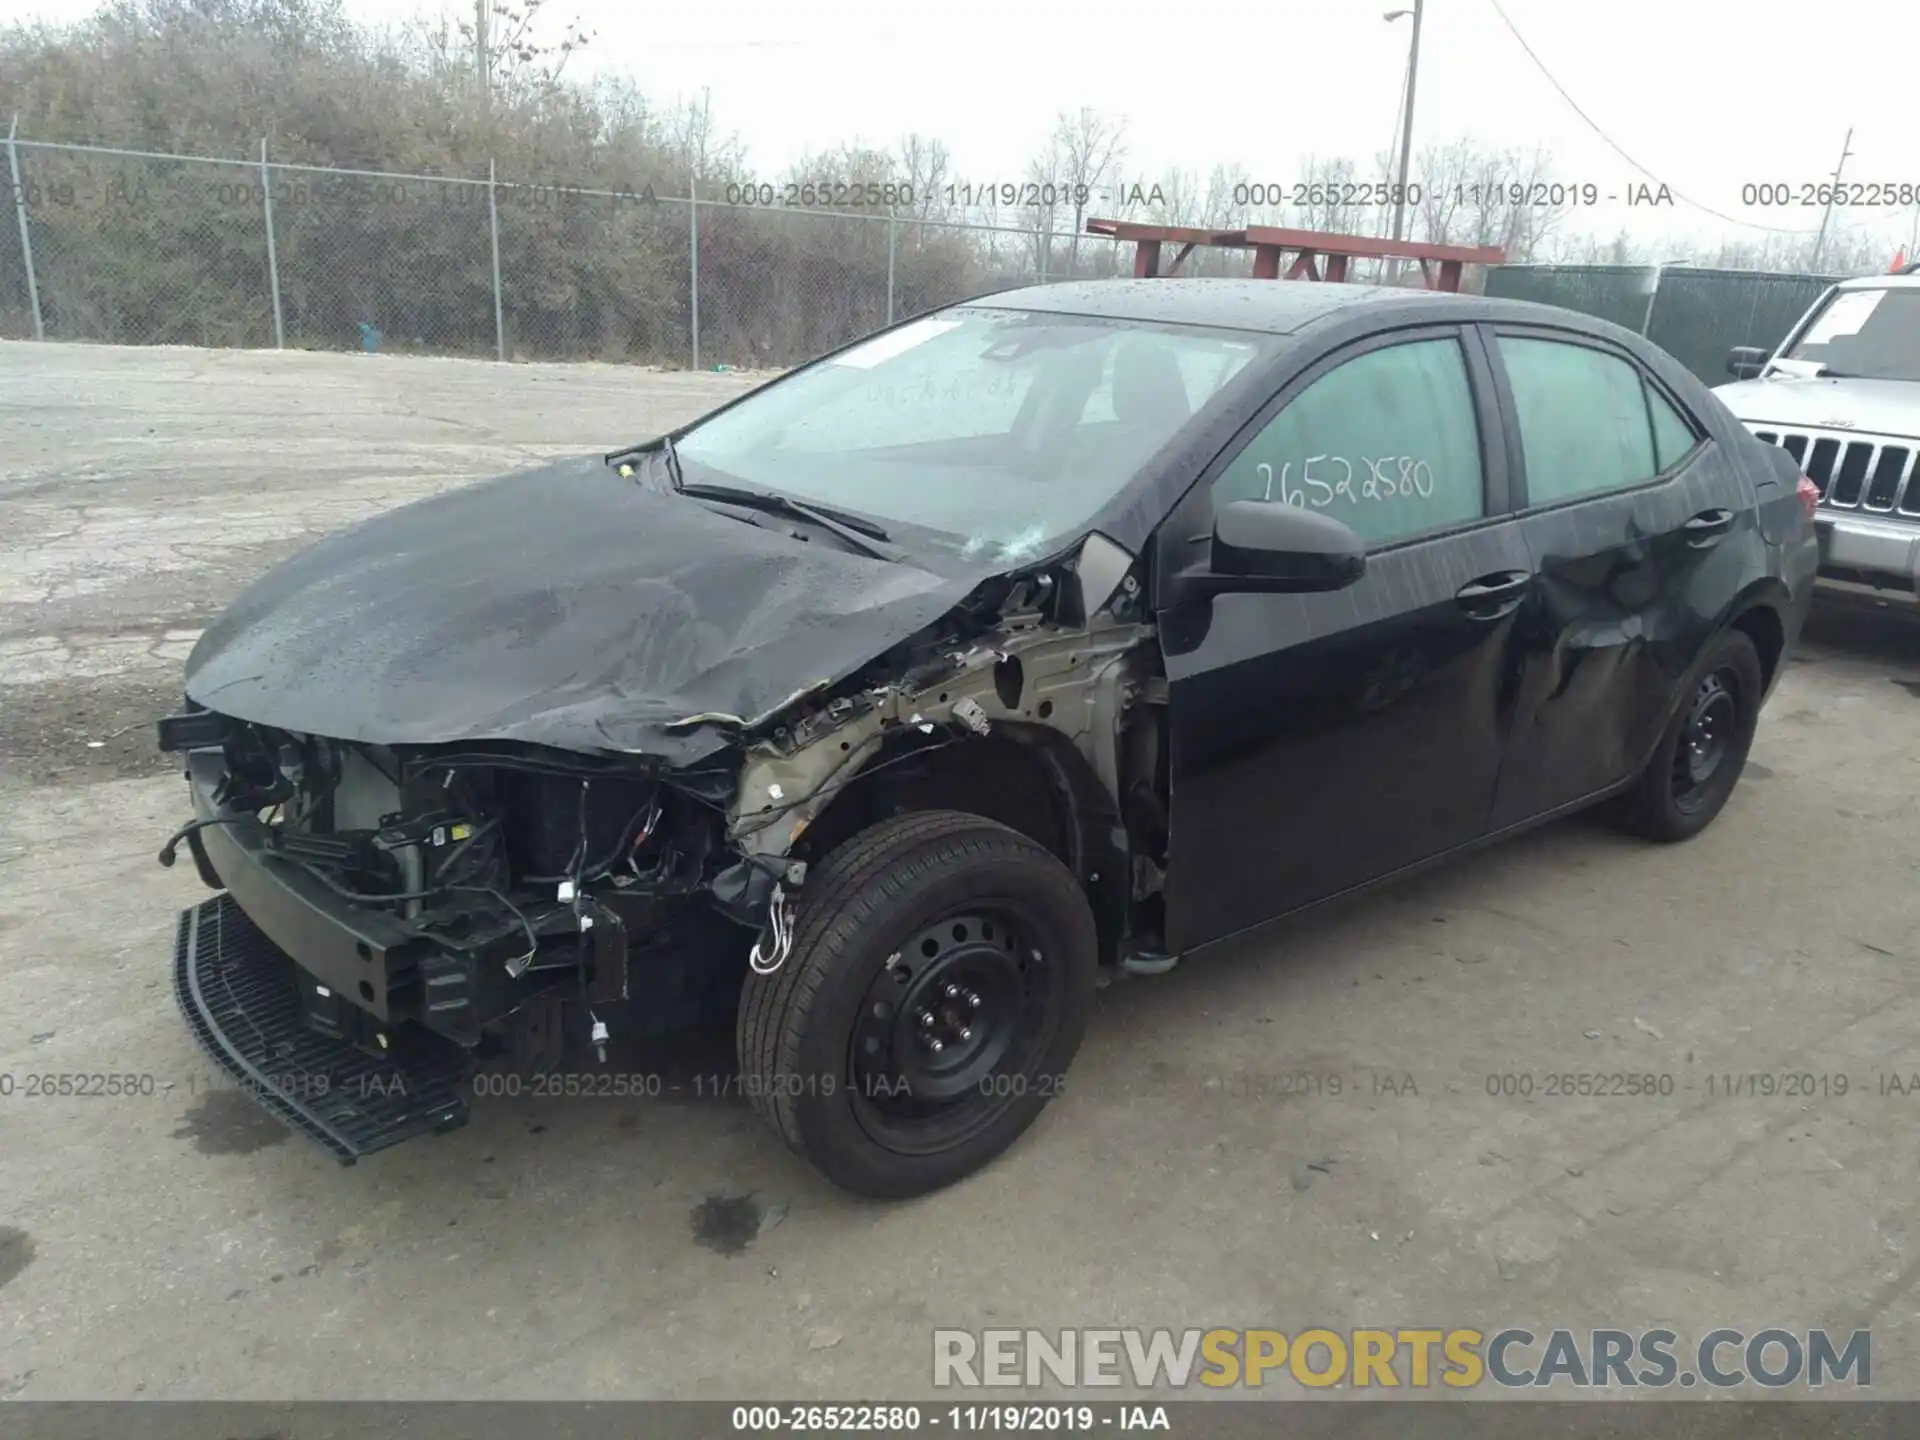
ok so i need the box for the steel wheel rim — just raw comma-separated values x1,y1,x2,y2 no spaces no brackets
848,907,1058,1157
1672,667,1740,810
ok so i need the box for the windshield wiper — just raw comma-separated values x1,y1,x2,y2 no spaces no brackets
677,480,901,562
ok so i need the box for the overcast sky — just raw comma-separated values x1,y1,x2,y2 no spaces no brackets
16,0,1920,256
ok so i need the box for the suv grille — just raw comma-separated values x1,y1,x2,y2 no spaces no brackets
1750,427,1920,517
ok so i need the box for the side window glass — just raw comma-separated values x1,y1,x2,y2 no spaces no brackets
1646,381,1699,471
1211,337,1486,548
1498,336,1659,504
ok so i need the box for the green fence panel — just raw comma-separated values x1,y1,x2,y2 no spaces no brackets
1483,263,1856,386
1483,264,1655,334
1645,269,1844,384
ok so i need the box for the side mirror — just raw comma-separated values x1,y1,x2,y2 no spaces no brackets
1727,345,1771,380
1204,499,1365,593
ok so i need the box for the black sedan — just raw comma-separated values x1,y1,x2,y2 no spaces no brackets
158,278,1821,1198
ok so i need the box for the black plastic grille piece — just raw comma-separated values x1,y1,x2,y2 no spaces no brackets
173,895,473,1163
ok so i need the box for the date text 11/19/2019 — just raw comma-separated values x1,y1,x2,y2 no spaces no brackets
729,1405,1171,1432
723,182,1102,209
1229,182,1672,210
1484,1072,1920,1100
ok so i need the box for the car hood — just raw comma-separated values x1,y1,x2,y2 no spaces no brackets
1712,374,1920,440
183,455,993,767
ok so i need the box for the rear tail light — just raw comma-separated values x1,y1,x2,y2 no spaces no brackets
1795,474,1820,520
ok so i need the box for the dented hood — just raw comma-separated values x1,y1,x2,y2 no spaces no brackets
183,455,987,767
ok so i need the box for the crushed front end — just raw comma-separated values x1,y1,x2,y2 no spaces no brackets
156,711,768,1160
157,544,1168,1166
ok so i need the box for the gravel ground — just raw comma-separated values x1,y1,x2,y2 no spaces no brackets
4,339,1920,1411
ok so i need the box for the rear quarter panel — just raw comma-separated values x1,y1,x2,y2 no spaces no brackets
1657,347,1819,681
1722,424,1819,672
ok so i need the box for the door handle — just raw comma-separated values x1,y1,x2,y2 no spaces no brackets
1683,508,1735,547
1454,569,1532,620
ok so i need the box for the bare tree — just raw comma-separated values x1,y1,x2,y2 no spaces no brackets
1147,166,1199,228
1796,225,1887,274
663,87,744,191
1202,163,1252,230
1533,219,1887,275
894,132,953,222
1048,107,1128,273
1291,154,1364,235
1411,139,1563,263
1598,228,1646,265
1020,133,1066,278
460,0,592,112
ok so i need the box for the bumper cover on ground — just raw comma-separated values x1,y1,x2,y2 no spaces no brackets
173,893,474,1163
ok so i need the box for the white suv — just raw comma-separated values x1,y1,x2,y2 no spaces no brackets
1714,269,1920,607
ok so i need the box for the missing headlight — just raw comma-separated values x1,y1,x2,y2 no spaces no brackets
494,770,661,884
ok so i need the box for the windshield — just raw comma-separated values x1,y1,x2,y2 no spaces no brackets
1780,286,1920,381
672,307,1270,561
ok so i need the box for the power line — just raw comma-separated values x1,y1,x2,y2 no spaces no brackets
1484,0,1822,236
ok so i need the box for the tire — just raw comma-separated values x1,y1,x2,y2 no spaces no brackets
1608,628,1764,843
737,810,1098,1199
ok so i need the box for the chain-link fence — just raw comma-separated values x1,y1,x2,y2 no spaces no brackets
2,141,277,346
1484,263,1850,384
5,133,1869,382
0,134,1155,367
1,126,37,339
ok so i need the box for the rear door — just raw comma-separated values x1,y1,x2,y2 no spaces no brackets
1156,326,1533,954
1479,325,1758,827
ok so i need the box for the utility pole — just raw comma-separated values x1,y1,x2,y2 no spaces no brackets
1385,0,1424,283
1808,126,1853,273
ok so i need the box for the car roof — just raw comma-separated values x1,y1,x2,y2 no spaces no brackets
962,277,1607,339
964,278,1437,335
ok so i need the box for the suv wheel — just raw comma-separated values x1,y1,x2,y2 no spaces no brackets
737,811,1098,1199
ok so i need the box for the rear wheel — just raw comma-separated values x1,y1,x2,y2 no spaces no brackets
1608,629,1763,842
737,811,1098,1199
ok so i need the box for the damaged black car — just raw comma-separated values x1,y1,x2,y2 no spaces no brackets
158,279,1819,1197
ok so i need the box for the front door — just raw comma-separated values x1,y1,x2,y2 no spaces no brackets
1156,327,1531,956
1479,326,1757,826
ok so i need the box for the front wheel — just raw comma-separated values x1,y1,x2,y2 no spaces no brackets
736,811,1098,1199
1608,628,1764,843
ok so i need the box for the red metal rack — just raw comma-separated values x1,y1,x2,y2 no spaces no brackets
1083,218,1506,291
